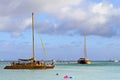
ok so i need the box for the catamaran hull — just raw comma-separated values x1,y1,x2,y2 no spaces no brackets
4,65,55,69
77,58,91,64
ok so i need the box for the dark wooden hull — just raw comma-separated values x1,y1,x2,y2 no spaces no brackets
4,65,55,69
77,58,91,64
77,59,87,64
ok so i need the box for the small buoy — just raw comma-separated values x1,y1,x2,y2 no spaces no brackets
56,73,58,75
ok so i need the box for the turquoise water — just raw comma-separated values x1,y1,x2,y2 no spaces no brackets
0,61,120,80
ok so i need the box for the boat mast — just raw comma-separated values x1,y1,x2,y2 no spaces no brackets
84,32,87,59
32,12,35,61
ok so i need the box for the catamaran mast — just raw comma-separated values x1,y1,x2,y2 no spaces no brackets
32,12,35,60
84,32,87,59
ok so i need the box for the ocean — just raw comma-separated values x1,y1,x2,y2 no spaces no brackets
0,61,120,80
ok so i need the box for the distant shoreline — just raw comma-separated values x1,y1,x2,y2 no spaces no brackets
0,60,118,62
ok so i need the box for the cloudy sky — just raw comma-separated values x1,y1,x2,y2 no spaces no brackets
0,0,120,61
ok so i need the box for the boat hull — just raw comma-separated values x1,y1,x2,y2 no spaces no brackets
77,58,91,64
4,65,55,69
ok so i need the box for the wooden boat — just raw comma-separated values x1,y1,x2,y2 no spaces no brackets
4,13,55,69
77,32,91,64
4,60,55,69
77,58,91,64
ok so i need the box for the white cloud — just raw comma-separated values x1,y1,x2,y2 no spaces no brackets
0,16,31,36
38,0,82,12
0,16,10,31
19,17,32,30
0,0,120,37
92,3,113,15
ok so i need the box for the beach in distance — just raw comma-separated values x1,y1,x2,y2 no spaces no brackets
0,61,120,80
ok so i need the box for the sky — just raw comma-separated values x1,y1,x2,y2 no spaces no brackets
0,0,120,61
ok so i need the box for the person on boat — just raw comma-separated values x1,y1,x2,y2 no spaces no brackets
41,60,45,66
37,61,40,64
51,60,55,65
11,62,15,66
36,61,40,65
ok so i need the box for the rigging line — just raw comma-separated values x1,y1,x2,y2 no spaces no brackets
37,26,49,60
